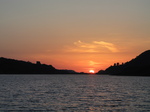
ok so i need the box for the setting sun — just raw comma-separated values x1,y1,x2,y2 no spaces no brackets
89,70,95,74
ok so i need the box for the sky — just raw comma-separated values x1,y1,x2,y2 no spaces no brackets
0,0,150,73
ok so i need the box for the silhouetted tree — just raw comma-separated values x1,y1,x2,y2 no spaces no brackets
116,63,119,66
97,50,150,76
36,61,41,65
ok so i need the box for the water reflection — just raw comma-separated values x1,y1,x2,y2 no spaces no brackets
0,75,150,111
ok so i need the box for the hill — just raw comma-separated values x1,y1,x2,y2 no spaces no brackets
0,57,78,74
97,50,150,76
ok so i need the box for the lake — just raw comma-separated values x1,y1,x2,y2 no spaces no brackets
0,75,150,111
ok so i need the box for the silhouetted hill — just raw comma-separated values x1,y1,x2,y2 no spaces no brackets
0,57,78,74
97,50,150,76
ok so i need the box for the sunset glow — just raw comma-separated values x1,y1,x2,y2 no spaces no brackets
0,0,150,73
89,70,95,74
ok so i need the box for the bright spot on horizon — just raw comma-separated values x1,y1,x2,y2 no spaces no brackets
89,70,95,74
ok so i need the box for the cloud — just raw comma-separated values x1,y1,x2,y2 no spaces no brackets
65,47,99,53
65,40,119,53
93,41,119,52
89,61,101,66
74,40,97,49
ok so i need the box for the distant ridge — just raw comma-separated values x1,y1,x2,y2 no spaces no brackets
97,50,150,76
0,57,78,74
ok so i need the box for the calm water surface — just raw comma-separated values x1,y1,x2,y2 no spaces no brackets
0,75,150,111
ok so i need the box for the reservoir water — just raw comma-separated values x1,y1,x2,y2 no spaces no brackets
0,75,150,111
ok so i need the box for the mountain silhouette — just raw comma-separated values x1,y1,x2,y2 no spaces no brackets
0,57,78,74
97,50,150,76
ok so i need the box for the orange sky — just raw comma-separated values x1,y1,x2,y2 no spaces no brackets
0,0,150,73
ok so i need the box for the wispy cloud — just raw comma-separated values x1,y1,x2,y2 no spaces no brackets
89,61,101,66
74,40,97,49
65,40,119,53
65,47,99,53
93,41,119,53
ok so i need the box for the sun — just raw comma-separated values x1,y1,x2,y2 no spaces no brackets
89,70,95,74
